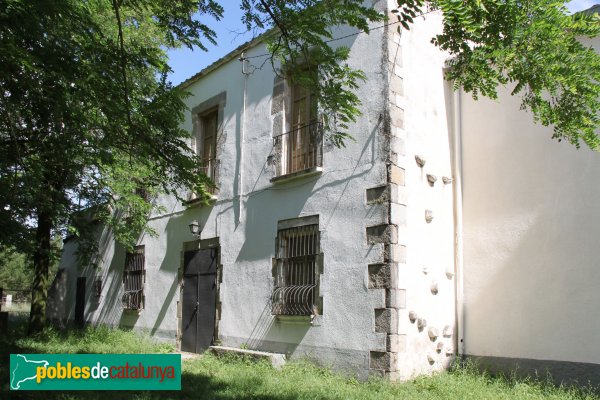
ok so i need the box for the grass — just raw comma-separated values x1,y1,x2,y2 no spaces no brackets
2,325,174,355
1,325,598,400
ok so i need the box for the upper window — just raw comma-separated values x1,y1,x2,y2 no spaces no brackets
272,74,323,179
188,92,225,202
271,221,322,316
122,246,145,311
198,109,219,194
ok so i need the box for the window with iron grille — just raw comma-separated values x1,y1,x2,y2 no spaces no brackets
94,276,102,298
122,246,145,310
271,223,323,316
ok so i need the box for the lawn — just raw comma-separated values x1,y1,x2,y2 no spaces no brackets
1,326,597,400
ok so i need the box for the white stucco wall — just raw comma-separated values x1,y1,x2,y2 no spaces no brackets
52,2,409,378
392,7,456,379
461,36,600,366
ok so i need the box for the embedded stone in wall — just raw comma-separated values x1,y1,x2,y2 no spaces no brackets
386,334,407,353
388,41,401,64
387,164,405,186
425,209,433,223
436,342,444,353
390,74,404,96
417,318,427,331
390,105,404,130
384,244,407,263
370,351,398,372
427,354,435,365
430,281,439,295
428,327,439,341
375,308,398,334
368,263,397,289
442,176,453,185
386,288,406,309
367,224,398,245
408,311,418,323
391,136,405,157
415,155,426,168
426,174,437,186
389,183,405,205
443,326,454,338
391,203,407,227
366,185,389,205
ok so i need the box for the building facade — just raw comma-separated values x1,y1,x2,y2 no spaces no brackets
48,1,600,384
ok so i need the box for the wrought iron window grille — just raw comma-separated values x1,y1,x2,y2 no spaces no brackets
122,246,145,311
271,224,321,316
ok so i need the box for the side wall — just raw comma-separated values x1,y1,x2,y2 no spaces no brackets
461,36,600,386
385,4,457,380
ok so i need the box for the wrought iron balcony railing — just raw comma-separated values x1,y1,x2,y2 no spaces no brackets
273,122,323,178
200,158,220,195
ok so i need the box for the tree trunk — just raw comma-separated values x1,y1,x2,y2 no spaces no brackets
29,211,52,334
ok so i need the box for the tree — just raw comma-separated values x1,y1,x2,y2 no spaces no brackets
430,0,600,149
0,0,222,332
0,242,60,300
0,0,598,332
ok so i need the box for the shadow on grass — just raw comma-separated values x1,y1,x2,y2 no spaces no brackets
0,329,300,400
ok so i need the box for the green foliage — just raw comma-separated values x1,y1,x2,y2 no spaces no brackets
428,0,600,150
0,0,226,330
0,0,220,257
1,325,174,355
0,247,32,291
0,243,60,292
2,325,597,400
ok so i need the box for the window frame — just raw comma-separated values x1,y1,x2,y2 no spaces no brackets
188,92,226,202
122,245,145,311
271,216,323,317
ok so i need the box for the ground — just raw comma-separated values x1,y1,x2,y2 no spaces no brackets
0,325,597,400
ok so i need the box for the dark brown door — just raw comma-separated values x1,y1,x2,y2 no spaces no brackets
181,248,218,353
75,277,86,327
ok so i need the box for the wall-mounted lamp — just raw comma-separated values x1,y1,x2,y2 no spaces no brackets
188,220,202,238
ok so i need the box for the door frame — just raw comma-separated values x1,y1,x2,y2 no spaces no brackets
177,237,221,351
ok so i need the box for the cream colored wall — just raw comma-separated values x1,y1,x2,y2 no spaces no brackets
461,36,600,364
392,6,457,379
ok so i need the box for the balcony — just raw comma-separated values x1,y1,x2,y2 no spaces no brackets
272,122,323,182
186,158,220,204
200,157,220,195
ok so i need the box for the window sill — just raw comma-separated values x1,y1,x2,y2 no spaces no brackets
122,308,144,316
274,315,314,324
270,167,322,184
183,194,218,208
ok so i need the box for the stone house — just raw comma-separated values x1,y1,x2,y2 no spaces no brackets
48,2,600,384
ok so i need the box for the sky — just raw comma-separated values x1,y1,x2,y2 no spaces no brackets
166,1,599,86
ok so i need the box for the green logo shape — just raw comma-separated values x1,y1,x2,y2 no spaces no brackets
10,354,181,391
